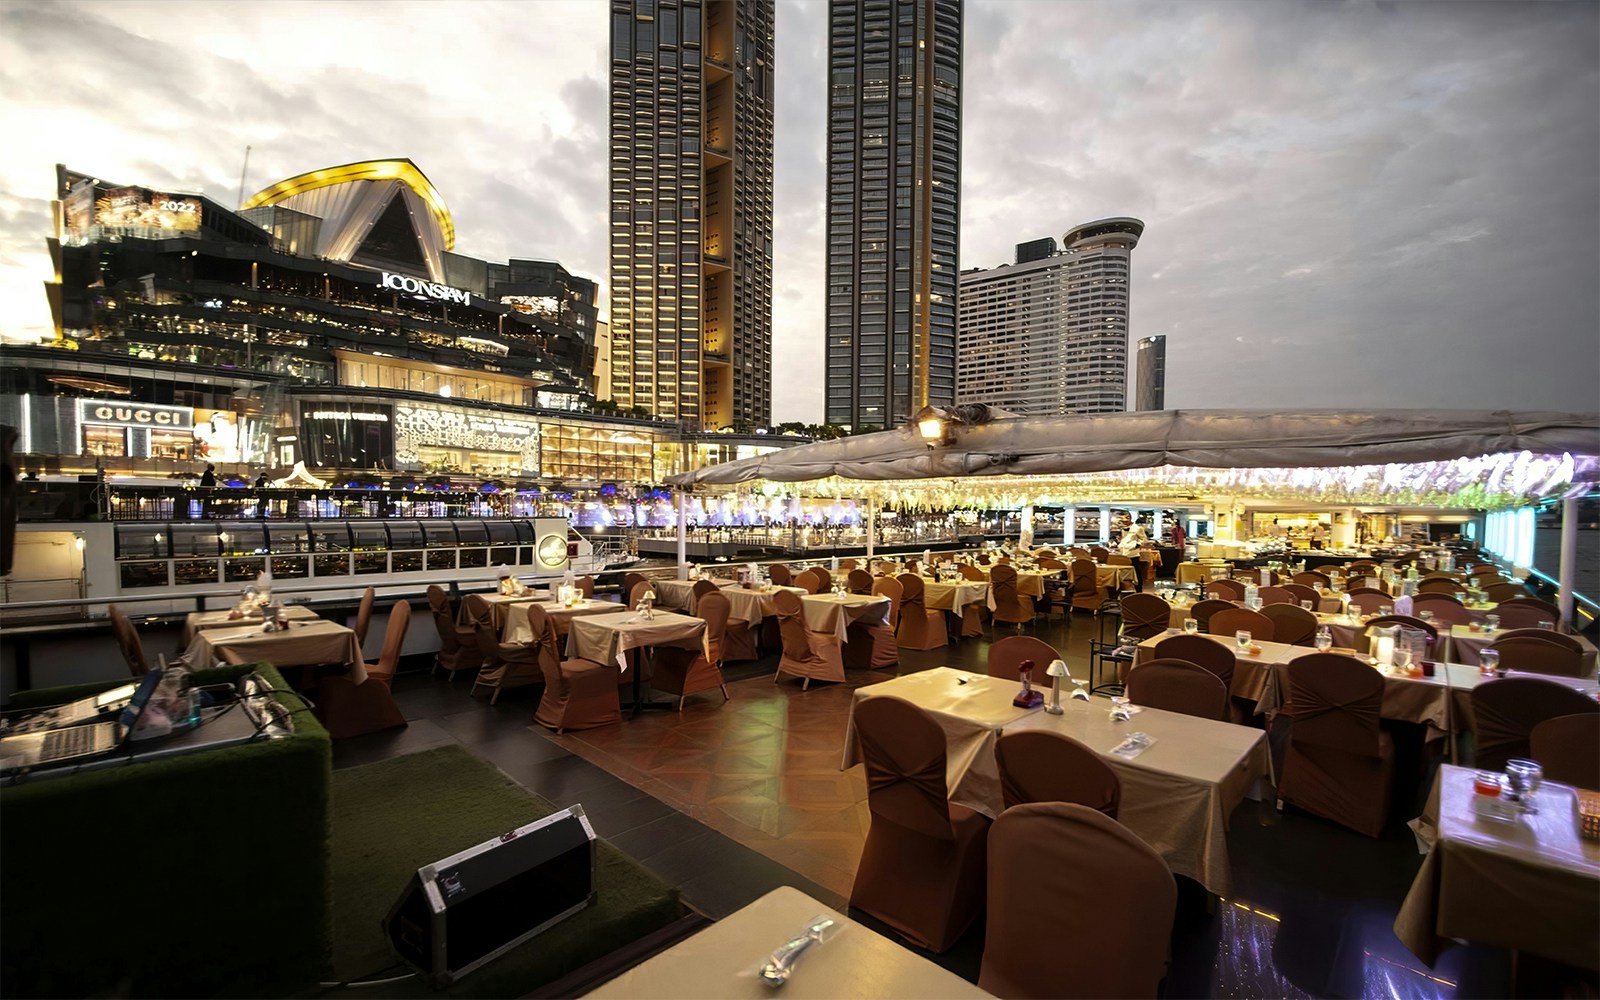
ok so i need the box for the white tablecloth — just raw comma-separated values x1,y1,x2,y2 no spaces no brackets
802,593,892,643
565,610,707,674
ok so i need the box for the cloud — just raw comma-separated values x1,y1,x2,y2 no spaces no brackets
2,0,1595,420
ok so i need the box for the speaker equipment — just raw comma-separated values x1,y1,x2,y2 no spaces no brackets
384,805,596,988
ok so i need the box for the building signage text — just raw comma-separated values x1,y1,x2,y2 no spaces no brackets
380,271,473,306
78,399,194,429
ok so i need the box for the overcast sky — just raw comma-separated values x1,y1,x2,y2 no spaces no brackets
1,0,1595,421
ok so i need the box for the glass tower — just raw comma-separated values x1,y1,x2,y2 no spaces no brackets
608,0,775,430
824,0,962,431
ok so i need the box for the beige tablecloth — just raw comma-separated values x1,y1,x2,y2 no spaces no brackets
980,569,1047,599
183,619,363,678
712,583,810,626
1395,766,1600,971
1089,564,1137,591
803,593,892,643
1447,625,1598,675
842,668,1041,819
651,578,700,612
182,605,318,644
919,578,988,612
472,591,553,629
565,610,707,674
501,600,626,643
582,886,992,999
1004,700,1270,897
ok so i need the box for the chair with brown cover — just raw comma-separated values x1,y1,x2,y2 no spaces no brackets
792,569,823,594
652,590,731,709
1346,585,1388,599
1483,582,1526,603
1089,546,1111,562
519,605,621,733
1206,579,1246,601
1495,627,1581,651
1469,563,1502,577
1261,603,1318,646
1492,600,1558,630
427,584,483,679
904,559,922,577
1282,583,1321,608
772,588,845,688
1472,677,1600,771
849,696,991,953
108,604,151,677
810,567,833,593
768,563,792,586
354,586,376,649
1502,596,1561,617
975,552,990,566
1069,546,1092,559
838,558,858,571
469,605,546,705
993,730,1120,816
989,564,1034,627
1153,632,1246,720
576,575,595,598
622,572,649,599
1293,571,1331,588
1274,653,1395,837
1039,557,1068,572
872,574,903,631
1188,598,1236,632
1417,578,1467,596
1346,591,1389,616
1257,586,1295,607
979,802,1176,1000
986,635,1062,683
316,600,410,739
691,578,719,603
847,568,875,595
1127,658,1230,722
628,580,657,608
844,610,901,673
959,562,987,582
1347,560,1378,575
1487,636,1585,678
1209,606,1274,643
1118,593,1171,642
1530,714,1600,790
1410,594,1477,627
1069,559,1105,612
894,573,947,651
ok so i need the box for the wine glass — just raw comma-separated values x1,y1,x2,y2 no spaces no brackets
1183,617,1199,634
1235,629,1252,652
1069,675,1090,702
1504,758,1543,813
1314,628,1332,651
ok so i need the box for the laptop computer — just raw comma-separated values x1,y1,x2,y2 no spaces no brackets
0,681,142,736
0,668,164,773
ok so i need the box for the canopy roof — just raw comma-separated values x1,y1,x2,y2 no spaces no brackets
667,409,1600,510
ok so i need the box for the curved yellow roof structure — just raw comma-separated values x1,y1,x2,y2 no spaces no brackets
242,158,454,250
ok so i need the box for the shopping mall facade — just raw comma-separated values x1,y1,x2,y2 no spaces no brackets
4,161,794,494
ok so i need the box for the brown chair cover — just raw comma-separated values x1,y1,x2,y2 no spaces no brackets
768,563,792,586
1118,593,1171,642
354,586,376,648
1089,546,1111,562
1347,591,1389,615
1127,658,1230,722
721,618,761,663
987,635,1061,683
1417,578,1467,595
691,578,719,601
1293,571,1331,588
1257,586,1295,607
1209,606,1274,643
894,573,946,651
1483,582,1526,603
652,591,731,709
979,802,1176,1000
847,568,875,594
994,730,1119,816
1530,713,1600,790
1206,579,1246,601
1069,559,1104,611
523,605,621,732
1473,678,1600,772
844,617,901,672
466,593,544,703
989,564,1034,625
428,584,483,678
628,580,658,608
576,575,595,598
838,558,858,571
1494,627,1581,651
1409,591,1462,609
622,571,649,597
1274,653,1394,837
872,575,903,631
1410,595,1478,627
1486,636,1584,677
1500,596,1560,617
849,696,990,953
1281,583,1321,607
1261,603,1318,646
1188,598,1235,632
772,589,845,688
1491,601,1557,630
809,567,833,593
316,600,411,740
108,604,150,677
959,563,987,582
1346,585,1388,599
792,569,823,594
1039,557,1067,572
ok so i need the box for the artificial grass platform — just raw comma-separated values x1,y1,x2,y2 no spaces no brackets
323,744,687,998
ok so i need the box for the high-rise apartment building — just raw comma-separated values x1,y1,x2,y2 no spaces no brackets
608,0,775,430
1136,334,1166,411
823,0,962,431
956,218,1144,415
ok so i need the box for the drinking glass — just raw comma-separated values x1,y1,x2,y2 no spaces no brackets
1537,620,1555,631
1235,630,1252,652
1379,605,1393,617
1302,600,1315,612
1485,614,1500,631
1183,617,1198,634
1504,758,1543,813
1479,647,1501,677
1069,675,1090,702
1109,696,1132,723
1418,609,1434,622
1314,629,1332,651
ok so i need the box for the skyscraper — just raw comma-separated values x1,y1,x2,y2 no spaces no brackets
608,0,775,430
823,0,962,431
1136,334,1166,411
956,219,1144,416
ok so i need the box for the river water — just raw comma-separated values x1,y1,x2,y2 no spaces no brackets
1534,527,1598,600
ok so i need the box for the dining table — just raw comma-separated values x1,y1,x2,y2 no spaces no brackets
800,592,892,644
1446,624,1598,675
182,618,365,681
470,590,553,629
916,578,988,613
1395,765,1599,971
565,609,708,715
581,886,993,999
181,604,320,644
500,598,628,643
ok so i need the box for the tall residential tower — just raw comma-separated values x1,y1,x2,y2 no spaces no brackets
956,218,1144,415
1135,334,1166,410
823,0,962,431
608,0,775,430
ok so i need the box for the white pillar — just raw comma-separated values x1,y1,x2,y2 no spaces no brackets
1019,504,1035,549
675,489,688,579
1152,509,1164,541
1098,507,1111,544
1063,506,1076,547
1559,497,1577,629
865,501,876,562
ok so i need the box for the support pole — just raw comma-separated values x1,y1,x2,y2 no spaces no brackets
865,500,877,563
1558,496,1577,629
1063,505,1076,547
675,489,688,580
1098,507,1111,544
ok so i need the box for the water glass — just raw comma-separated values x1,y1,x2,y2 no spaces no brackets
1314,628,1332,651
1537,620,1554,630
1235,630,1252,652
1479,647,1501,676
1109,696,1132,723
1418,609,1434,622
1504,758,1543,813
1183,617,1198,634
1379,605,1393,617
1302,600,1315,612
1485,614,1500,631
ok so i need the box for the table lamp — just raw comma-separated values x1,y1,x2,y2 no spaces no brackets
1045,658,1069,715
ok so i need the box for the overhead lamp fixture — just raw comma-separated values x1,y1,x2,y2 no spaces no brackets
915,406,952,448
912,403,1011,449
